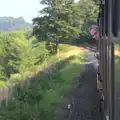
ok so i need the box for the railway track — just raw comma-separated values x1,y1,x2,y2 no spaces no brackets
68,50,103,120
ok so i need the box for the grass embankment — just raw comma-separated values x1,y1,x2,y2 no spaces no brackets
0,42,86,120
115,44,120,85
115,44,120,56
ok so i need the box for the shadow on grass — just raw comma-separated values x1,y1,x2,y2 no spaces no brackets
0,55,85,120
58,35,97,53
65,35,96,48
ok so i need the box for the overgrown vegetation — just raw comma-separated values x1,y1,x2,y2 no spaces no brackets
0,52,85,120
33,0,98,53
0,29,86,120
0,32,85,119
0,0,99,119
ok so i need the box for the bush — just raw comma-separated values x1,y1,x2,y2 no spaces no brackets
0,81,7,88
9,73,22,84
45,42,58,55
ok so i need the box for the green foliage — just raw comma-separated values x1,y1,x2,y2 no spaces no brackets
33,0,98,53
0,31,44,80
0,81,7,88
0,29,86,120
0,53,85,120
0,0,99,119
0,34,21,78
32,1,80,41
9,73,22,84
45,42,58,54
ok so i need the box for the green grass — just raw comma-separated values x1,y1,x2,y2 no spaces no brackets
0,43,85,120
115,55,120,85
115,44,120,50
58,44,73,52
115,43,120,81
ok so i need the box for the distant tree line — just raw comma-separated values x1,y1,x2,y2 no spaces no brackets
0,17,32,32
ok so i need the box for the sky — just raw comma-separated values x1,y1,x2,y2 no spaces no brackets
0,0,44,23
0,0,80,23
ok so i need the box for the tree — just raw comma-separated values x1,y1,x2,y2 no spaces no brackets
0,32,28,79
33,0,83,54
33,0,98,54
